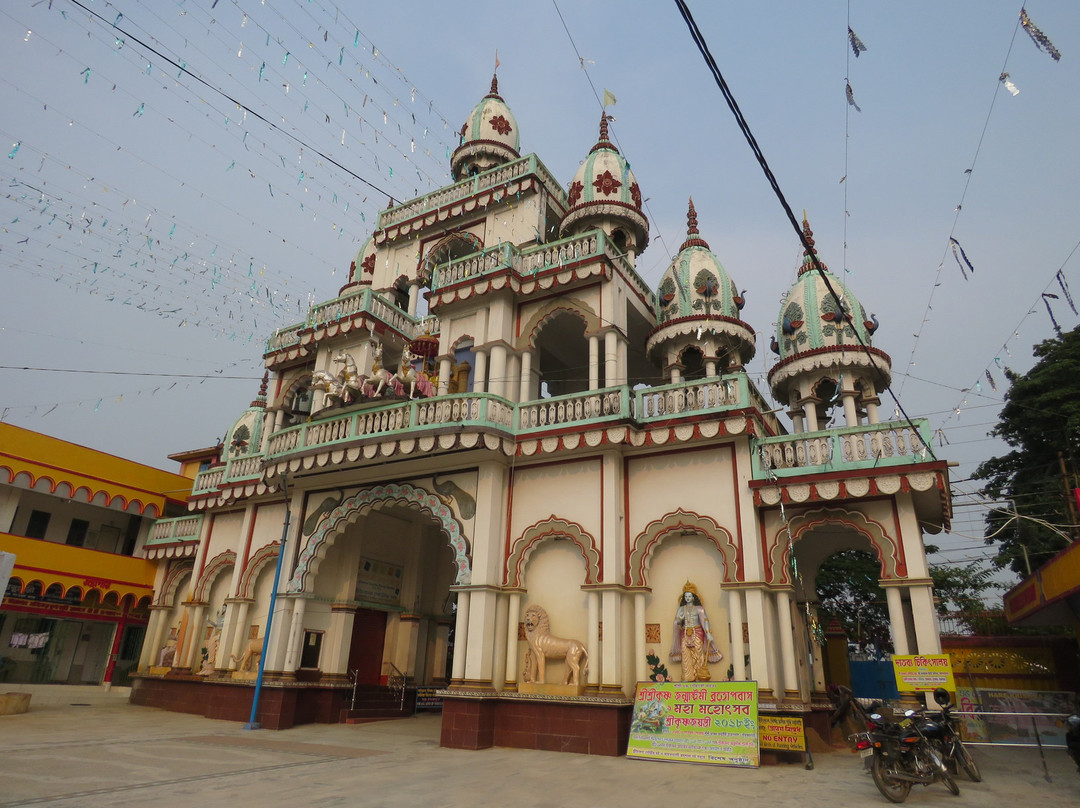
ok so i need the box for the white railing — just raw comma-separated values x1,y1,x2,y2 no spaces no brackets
517,388,627,430
147,514,203,544
637,377,745,420
756,420,932,475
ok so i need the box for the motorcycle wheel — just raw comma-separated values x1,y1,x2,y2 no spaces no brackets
940,766,960,796
956,741,982,782
871,755,912,804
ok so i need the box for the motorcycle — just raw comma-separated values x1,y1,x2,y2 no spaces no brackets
1066,712,1080,774
927,687,981,782
851,707,960,803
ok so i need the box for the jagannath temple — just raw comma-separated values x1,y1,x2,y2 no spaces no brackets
132,72,951,755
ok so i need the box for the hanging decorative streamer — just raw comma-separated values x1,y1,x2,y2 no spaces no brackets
8,141,20,159
1056,270,1077,314
1020,8,1062,61
1042,292,1063,336
985,369,997,391
845,81,861,112
949,237,975,279
848,27,867,57
999,72,1020,96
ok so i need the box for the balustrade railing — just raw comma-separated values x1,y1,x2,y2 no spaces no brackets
636,376,747,420
147,514,203,545
754,420,932,478
516,387,629,431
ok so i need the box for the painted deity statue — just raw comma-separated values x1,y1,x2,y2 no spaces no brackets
669,582,723,681
157,624,179,667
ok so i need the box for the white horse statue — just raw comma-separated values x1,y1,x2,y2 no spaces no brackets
311,351,367,407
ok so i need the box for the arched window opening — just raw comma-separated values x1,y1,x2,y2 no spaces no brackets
679,346,706,382
533,312,589,398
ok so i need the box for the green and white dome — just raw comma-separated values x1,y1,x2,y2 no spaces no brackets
451,74,520,180
559,113,648,257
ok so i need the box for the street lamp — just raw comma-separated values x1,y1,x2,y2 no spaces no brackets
244,467,291,731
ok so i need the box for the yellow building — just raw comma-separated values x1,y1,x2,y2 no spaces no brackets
0,423,192,686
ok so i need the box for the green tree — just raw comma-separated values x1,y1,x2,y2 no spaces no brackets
973,326,1080,576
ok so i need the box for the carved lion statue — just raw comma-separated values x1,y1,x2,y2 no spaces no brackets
231,637,263,672
521,604,588,686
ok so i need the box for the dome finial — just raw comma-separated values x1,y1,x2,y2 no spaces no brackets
489,72,499,97
679,196,709,250
599,110,611,143
798,210,827,275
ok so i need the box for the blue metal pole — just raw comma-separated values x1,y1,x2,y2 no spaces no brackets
244,474,290,730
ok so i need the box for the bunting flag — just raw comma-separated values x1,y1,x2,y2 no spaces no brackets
1042,292,1062,336
1056,270,1077,314
848,27,867,57
999,72,1020,96
845,81,861,112
985,369,997,391
603,88,617,108
949,237,975,279
1020,9,1062,61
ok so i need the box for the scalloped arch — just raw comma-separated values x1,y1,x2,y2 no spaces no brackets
771,507,904,585
504,516,599,587
288,482,470,593
237,542,280,599
156,562,194,607
628,509,738,587
0,465,159,517
517,297,601,350
192,550,236,602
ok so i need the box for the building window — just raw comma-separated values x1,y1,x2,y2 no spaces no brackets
66,519,89,547
25,510,50,540
299,630,323,669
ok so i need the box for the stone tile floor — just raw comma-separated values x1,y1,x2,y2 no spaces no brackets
1,685,1077,807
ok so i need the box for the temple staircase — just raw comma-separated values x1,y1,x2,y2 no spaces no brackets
340,664,416,724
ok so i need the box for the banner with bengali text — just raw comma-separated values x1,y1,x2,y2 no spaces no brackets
892,654,955,692
627,681,759,767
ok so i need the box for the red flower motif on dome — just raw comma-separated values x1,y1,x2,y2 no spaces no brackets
568,180,584,207
360,253,376,275
592,170,622,196
489,114,512,136
630,181,642,208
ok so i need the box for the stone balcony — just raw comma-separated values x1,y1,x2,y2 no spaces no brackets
187,376,939,504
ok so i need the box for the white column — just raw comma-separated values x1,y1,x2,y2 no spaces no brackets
183,604,207,670
909,584,942,654
634,591,647,684
744,589,773,694
283,597,307,672
407,282,420,316
842,376,859,427
864,382,880,424
802,398,819,432
600,589,622,692
604,331,618,387
588,336,599,390
488,344,508,398
728,589,746,680
775,589,799,698
519,350,533,402
264,597,295,673
226,600,252,670
587,590,600,687
140,607,168,671
504,592,521,689
438,357,452,395
885,585,910,655
473,350,488,394
451,590,470,682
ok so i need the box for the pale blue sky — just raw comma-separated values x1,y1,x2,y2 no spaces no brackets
2,1,1077,580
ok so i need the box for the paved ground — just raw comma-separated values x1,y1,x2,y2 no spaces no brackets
1,685,1077,807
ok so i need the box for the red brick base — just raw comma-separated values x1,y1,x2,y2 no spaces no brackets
129,675,349,729
440,695,632,756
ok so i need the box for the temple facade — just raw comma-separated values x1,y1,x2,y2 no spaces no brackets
132,75,951,753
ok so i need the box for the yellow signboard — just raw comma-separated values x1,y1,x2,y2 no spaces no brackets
892,654,955,691
759,715,806,751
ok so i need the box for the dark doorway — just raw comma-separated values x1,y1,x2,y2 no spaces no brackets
347,608,387,685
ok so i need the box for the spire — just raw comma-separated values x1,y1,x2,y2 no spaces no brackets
679,196,709,250
798,211,828,275
488,72,500,98
251,371,269,408
590,112,618,154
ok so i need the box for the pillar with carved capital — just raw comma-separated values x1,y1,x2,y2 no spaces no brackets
587,590,600,688
727,588,747,680
775,589,800,698
450,589,470,684
588,335,599,390
504,591,521,691
884,585,910,655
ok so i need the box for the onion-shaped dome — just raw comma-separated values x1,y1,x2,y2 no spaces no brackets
646,198,754,370
559,112,649,256
450,74,521,181
768,216,890,402
341,234,376,293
